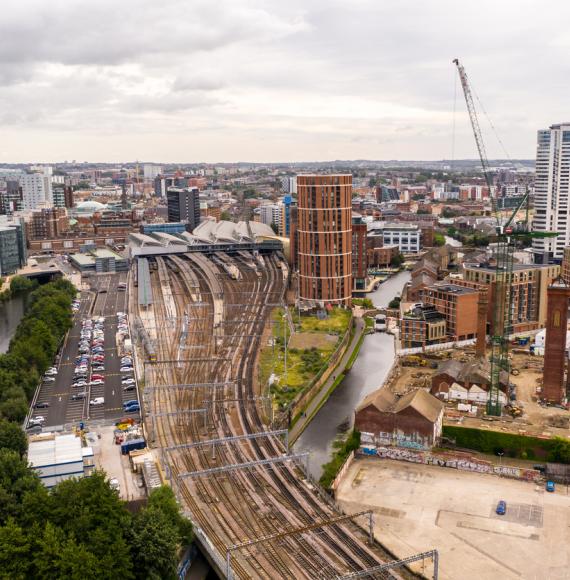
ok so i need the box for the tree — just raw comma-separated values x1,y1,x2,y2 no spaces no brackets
0,518,32,579
129,508,179,580
547,437,570,464
0,420,27,456
220,210,232,221
147,486,193,544
433,232,445,247
10,276,37,295
390,253,405,268
388,296,401,309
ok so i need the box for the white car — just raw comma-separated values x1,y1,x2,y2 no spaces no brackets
43,376,56,383
89,397,104,406
122,379,135,385
29,416,46,426
90,379,104,386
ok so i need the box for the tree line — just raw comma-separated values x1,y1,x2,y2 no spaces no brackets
0,277,193,578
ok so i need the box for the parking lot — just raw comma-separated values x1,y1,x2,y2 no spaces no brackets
336,457,570,580
30,272,140,429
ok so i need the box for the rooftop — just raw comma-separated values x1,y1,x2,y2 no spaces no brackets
357,388,444,423
28,433,92,469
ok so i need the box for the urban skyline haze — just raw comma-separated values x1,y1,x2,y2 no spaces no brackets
1,0,569,163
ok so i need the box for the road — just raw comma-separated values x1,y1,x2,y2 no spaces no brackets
34,271,136,428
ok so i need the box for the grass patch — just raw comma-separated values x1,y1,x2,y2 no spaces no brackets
259,307,351,410
320,430,361,489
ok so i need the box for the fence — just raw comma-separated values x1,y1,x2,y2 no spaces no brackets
330,450,355,493
360,446,541,482
397,338,476,356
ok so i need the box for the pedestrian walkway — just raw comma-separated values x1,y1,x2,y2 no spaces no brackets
289,317,365,443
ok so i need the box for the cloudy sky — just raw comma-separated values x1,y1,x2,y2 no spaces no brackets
1,0,569,163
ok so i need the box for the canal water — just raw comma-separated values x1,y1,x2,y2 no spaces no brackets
294,271,411,480
0,295,27,354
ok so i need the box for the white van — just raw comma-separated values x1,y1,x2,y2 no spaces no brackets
89,397,105,406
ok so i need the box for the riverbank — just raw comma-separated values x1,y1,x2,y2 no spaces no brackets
288,318,365,444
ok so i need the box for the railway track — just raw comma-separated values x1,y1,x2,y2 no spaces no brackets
136,252,418,579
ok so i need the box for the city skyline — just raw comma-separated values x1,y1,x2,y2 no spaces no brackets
1,0,569,163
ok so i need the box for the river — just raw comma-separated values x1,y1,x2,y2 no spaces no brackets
0,294,27,353
294,271,411,479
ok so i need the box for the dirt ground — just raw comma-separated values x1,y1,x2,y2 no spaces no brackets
389,349,570,439
288,332,337,350
336,457,570,580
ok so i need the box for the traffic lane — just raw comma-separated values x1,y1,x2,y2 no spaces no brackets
43,291,93,426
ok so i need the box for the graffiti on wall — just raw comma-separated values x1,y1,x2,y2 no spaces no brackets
363,446,540,482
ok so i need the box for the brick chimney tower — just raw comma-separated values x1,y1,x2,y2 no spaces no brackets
476,288,488,358
543,280,570,403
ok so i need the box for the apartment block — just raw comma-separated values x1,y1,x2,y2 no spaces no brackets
421,283,479,341
352,215,368,291
462,262,560,332
297,174,352,306
400,305,447,349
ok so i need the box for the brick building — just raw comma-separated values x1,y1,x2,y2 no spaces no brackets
352,215,368,291
462,262,560,333
356,388,444,450
26,208,69,241
297,174,352,306
421,283,479,341
400,305,447,348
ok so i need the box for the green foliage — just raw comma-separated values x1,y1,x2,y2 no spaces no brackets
390,253,405,268
433,232,445,247
352,298,374,309
9,276,37,295
320,430,361,489
547,437,570,463
0,448,192,579
388,296,401,309
0,279,75,422
0,420,27,456
220,210,232,221
443,426,568,462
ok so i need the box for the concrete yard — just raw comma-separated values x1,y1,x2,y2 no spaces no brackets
336,457,570,580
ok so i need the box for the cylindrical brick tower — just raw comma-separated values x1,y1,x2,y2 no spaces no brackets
297,174,352,306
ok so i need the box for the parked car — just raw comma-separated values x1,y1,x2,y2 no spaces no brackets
120,366,133,373
124,404,140,413
35,401,50,409
90,379,104,386
92,366,105,372
43,376,56,383
122,378,135,385
496,500,507,515
123,399,138,408
123,384,136,392
71,392,86,401
90,397,104,406
29,416,45,427
91,374,104,380
73,381,88,388
45,368,58,376
546,481,555,492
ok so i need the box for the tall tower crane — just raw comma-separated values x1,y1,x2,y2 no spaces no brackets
453,59,533,415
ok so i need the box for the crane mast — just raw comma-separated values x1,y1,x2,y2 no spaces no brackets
453,58,510,416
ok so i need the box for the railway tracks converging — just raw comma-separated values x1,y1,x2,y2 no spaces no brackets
136,251,416,579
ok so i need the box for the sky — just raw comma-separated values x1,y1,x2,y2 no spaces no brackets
1,0,569,163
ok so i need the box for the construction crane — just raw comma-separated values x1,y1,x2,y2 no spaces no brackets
452,58,555,416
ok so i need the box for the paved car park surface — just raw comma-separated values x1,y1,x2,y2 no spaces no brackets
336,457,570,580
32,272,139,429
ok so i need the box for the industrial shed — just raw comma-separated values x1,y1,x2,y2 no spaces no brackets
355,388,444,450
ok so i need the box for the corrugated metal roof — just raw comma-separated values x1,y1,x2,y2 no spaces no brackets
28,433,84,468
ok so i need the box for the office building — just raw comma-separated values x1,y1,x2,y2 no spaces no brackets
532,123,570,262
280,176,297,194
166,187,200,232
0,181,23,215
0,219,27,275
297,174,352,306
26,208,69,240
367,222,421,254
259,203,283,232
143,164,163,181
19,170,53,210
